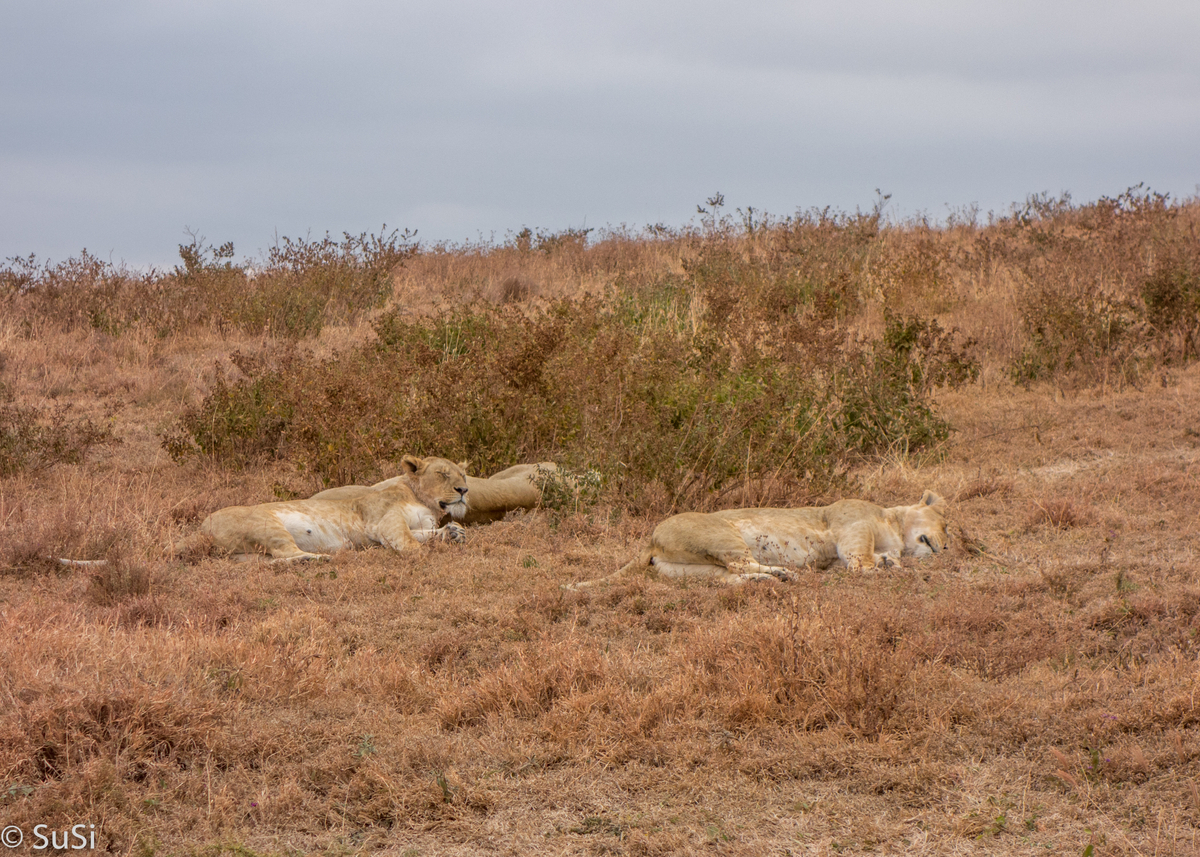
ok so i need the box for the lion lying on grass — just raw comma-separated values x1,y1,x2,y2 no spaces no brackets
176,455,470,562
312,462,562,525
567,490,948,588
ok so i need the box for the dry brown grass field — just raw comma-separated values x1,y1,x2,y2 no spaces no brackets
2,190,1199,855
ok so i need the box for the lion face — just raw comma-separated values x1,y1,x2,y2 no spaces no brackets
902,490,948,557
401,455,470,521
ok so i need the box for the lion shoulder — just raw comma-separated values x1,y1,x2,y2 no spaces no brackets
823,499,896,536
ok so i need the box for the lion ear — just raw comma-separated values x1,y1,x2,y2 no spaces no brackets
400,455,423,474
457,460,471,474
920,490,945,510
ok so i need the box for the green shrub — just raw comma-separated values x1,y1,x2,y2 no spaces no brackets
164,287,975,510
161,351,293,468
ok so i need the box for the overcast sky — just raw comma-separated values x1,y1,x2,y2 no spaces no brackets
3,1,1197,267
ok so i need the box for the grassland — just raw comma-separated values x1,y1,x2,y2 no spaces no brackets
2,188,1199,855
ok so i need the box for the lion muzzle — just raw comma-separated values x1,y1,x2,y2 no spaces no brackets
440,488,469,520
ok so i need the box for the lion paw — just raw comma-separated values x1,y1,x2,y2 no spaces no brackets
445,523,467,544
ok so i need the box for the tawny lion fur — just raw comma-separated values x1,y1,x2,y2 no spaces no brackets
312,462,561,525
568,490,948,588
176,455,470,562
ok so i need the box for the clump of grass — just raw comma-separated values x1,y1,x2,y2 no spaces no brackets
958,475,1013,500
0,509,132,576
1025,497,1092,531
85,558,155,607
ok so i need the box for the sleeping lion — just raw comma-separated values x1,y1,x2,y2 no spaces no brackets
176,455,470,562
312,462,562,525
567,490,948,588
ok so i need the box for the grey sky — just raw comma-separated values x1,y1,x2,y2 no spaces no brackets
3,1,1197,267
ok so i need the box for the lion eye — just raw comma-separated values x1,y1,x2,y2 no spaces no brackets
919,535,932,547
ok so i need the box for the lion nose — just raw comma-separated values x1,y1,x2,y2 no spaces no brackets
457,486,468,498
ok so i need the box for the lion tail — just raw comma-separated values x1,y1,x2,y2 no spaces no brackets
564,547,654,591
171,530,214,561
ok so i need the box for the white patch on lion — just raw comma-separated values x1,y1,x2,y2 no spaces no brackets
728,520,823,568
276,511,355,553
400,503,440,535
439,498,468,521
652,559,728,578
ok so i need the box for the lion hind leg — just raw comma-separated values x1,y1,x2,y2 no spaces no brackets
648,558,729,580
172,530,214,560
724,559,797,584
565,553,795,591
248,531,327,562
269,551,329,563
203,510,327,562
248,532,331,562
229,550,330,563
636,557,794,585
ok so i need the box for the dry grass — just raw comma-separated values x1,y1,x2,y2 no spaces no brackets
2,195,1200,855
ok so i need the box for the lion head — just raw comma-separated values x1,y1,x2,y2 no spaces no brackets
400,455,470,521
901,490,948,557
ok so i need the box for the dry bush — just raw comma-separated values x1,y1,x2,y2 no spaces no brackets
1003,186,1200,388
163,281,976,510
1025,496,1094,531
0,228,416,339
0,502,133,575
0,402,118,477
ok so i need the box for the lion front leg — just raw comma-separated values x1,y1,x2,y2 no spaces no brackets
372,508,465,552
411,523,467,544
872,551,901,569
836,522,878,572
